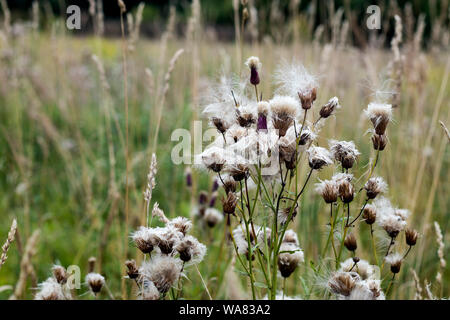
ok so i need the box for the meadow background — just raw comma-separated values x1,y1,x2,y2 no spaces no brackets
0,0,448,299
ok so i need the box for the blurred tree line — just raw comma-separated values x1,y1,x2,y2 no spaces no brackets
3,0,449,45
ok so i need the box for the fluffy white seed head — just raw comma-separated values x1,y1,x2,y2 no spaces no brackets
139,255,182,294
274,62,319,97
85,272,105,294
364,102,393,135
35,277,67,300
307,146,333,170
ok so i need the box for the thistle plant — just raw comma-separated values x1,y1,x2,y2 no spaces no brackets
193,56,418,300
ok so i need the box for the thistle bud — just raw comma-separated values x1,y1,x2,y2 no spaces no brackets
364,177,387,199
86,273,105,294
339,180,354,203
245,56,261,86
222,176,237,194
319,97,340,118
385,254,402,274
257,101,269,131
344,233,357,252
52,265,67,284
298,88,317,110
405,228,418,246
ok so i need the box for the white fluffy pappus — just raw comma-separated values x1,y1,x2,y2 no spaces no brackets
274,61,319,97
34,277,68,300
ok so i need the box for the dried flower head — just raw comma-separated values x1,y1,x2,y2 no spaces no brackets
228,163,250,182
212,117,231,134
35,278,67,300
125,259,139,279
364,177,388,199
297,127,316,146
340,258,376,280
329,140,360,169
198,146,227,172
175,235,207,264
362,204,377,225
155,226,184,255
278,136,297,169
315,179,338,203
245,56,261,85
168,217,192,236
222,192,237,214
307,146,333,170
52,265,67,284
236,104,257,128
298,87,317,110
85,272,105,294
139,255,182,294
344,233,358,252
226,124,247,143
365,102,393,135
204,208,224,227
278,206,297,225
385,253,403,274
328,271,357,296
221,174,237,194
278,242,304,278
257,101,269,131
139,279,160,300
405,228,418,246
270,95,299,137
319,97,340,118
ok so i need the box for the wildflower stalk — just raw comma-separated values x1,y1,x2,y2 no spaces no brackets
370,224,379,266
270,167,313,299
385,273,396,298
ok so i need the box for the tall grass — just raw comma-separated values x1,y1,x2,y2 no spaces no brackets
0,1,448,300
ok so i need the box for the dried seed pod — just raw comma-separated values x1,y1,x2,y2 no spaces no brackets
385,254,402,274
319,97,340,118
344,233,357,252
405,228,418,246
364,177,387,199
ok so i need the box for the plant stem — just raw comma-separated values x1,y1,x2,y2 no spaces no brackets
385,273,396,298
370,224,379,266
348,199,369,226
